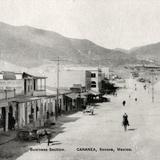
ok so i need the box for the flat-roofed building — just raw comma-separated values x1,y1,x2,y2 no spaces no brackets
0,71,24,95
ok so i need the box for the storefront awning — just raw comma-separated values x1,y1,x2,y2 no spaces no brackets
0,97,18,108
14,96,41,103
88,90,101,96
80,95,87,99
66,93,80,99
80,92,89,98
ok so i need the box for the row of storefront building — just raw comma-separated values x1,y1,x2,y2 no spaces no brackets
0,67,109,132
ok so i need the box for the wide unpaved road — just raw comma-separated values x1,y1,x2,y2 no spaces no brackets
17,80,160,160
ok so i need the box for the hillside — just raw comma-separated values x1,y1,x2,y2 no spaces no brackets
130,42,160,63
0,22,139,68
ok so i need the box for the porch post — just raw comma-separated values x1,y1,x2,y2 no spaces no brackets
44,79,46,90
33,101,36,121
25,103,27,125
5,107,9,132
40,79,42,90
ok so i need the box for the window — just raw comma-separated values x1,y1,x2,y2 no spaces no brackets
91,81,96,88
91,73,96,78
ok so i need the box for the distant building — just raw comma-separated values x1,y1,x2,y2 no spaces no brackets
59,69,86,88
101,67,109,79
0,71,47,96
22,72,47,96
89,68,103,92
58,67,105,92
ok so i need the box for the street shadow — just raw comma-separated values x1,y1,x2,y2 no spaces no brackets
51,141,62,145
128,128,137,131
59,117,80,123
4,115,80,160
40,141,62,146
92,104,100,107
89,113,97,116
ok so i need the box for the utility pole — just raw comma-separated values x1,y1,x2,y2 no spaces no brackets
151,69,154,103
51,57,60,120
51,57,71,120
56,56,60,119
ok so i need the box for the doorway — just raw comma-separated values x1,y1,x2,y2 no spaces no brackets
8,106,13,130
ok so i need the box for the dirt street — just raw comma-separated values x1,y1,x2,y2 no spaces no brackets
15,79,160,160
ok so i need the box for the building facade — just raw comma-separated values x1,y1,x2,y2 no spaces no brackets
0,72,57,132
55,67,105,92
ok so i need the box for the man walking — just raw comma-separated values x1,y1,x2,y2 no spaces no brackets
122,100,126,106
122,113,129,131
45,130,52,146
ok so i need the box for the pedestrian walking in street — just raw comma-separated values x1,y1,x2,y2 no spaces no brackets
90,106,94,115
122,113,129,131
36,130,40,143
135,84,137,91
45,130,52,146
135,98,137,102
122,100,126,106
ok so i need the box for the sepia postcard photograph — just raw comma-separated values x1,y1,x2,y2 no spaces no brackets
0,0,160,160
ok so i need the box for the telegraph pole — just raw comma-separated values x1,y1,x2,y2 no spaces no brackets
151,69,154,103
56,56,60,119
51,57,70,119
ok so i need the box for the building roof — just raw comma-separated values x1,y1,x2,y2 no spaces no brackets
65,92,88,99
46,87,71,95
79,93,88,99
0,71,22,74
81,92,89,96
88,90,101,95
23,72,47,79
0,96,18,108
65,93,80,99
0,94,58,107
13,96,41,103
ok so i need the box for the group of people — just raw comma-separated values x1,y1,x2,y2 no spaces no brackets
121,94,138,131
121,94,137,131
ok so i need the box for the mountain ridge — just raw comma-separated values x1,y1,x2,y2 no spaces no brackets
0,22,140,68
129,41,160,63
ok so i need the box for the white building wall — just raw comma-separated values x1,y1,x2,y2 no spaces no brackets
59,70,86,88
0,80,24,95
46,66,103,90
0,74,3,79
15,74,22,80
101,67,109,79
90,71,99,92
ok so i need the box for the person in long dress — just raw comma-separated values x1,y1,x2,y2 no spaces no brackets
122,113,129,131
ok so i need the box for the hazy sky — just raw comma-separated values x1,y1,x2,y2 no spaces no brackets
0,0,160,49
